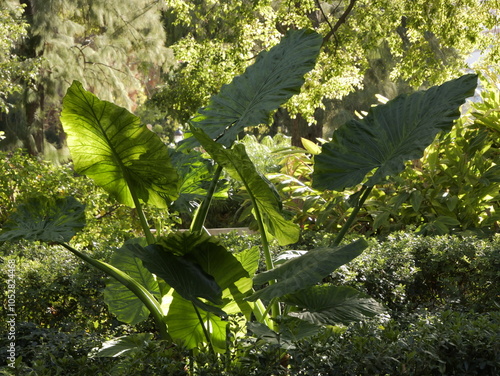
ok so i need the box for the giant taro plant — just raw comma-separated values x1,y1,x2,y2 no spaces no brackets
0,28,478,357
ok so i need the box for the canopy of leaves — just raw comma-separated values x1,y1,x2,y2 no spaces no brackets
159,0,497,123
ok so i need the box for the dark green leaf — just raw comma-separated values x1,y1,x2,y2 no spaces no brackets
247,239,368,301
284,285,385,326
61,81,178,208
0,196,85,243
185,29,322,148
130,243,224,316
313,74,478,191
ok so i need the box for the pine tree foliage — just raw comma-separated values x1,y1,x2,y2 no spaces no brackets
0,0,174,155
26,0,173,109
0,2,38,113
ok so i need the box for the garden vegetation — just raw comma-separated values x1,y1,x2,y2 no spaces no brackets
0,1,499,375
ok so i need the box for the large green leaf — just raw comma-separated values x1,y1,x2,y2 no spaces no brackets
130,243,224,316
283,285,384,326
160,235,259,351
185,29,322,148
104,245,160,325
313,74,478,191
247,239,368,302
61,81,178,208
166,291,228,352
0,196,85,243
192,127,300,245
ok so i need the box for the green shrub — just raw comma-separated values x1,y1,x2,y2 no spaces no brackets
0,243,114,333
288,310,500,376
330,233,500,313
0,323,187,375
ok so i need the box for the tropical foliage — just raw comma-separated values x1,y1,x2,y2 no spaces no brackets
0,2,498,374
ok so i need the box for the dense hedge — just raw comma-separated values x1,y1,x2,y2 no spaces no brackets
331,233,500,314
288,310,500,376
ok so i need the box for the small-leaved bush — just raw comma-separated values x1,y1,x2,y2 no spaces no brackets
288,310,500,376
329,232,500,314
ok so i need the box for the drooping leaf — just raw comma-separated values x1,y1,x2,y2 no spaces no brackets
130,243,224,316
247,239,368,302
313,74,478,191
93,333,154,358
155,230,217,256
0,196,85,243
283,285,385,326
104,246,160,325
192,244,257,318
184,29,322,148
192,127,300,245
61,81,178,208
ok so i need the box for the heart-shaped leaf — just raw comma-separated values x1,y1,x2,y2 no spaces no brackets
313,74,478,191
156,233,259,351
61,81,178,208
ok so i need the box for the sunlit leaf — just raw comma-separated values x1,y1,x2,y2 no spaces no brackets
61,81,178,208
93,333,154,358
184,29,322,148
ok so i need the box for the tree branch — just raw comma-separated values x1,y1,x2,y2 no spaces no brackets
322,0,358,46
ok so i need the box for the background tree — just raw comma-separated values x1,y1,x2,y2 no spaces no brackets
148,0,498,145
0,2,40,113
0,0,174,156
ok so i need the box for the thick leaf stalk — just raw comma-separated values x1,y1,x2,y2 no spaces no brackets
59,243,171,341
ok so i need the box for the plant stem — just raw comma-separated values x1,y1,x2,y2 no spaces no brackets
59,243,171,341
192,303,216,356
332,185,373,246
130,193,155,245
249,195,281,328
190,165,223,233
